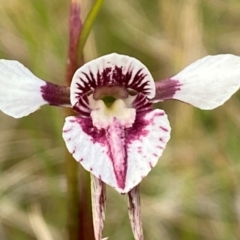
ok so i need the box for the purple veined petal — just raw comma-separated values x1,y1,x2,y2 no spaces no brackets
62,109,171,194
154,54,240,110
91,174,106,240
127,185,143,240
0,60,71,118
70,53,156,106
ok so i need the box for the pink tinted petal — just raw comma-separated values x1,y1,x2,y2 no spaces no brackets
62,109,170,194
154,54,240,109
70,53,155,106
91,174,106,240
0,60,70,118
128,185,143,240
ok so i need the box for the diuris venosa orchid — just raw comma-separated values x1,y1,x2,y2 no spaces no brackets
1,53,240,240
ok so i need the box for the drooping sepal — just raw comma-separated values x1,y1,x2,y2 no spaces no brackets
128,185,144,240
0,60,70,118
62,109,171,194
91,174,107,240
70,53,156,106
154,54,240,110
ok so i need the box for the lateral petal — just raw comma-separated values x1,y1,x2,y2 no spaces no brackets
62,109,171,194
0,60,70,118
154,54,240,109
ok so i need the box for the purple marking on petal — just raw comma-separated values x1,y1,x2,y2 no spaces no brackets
160,126,169,132
132,93,152,113
41,82,70,106
81,110,160,190
76,110,163,190
63,128,72,133
105,120,128,189
74,116,127,189
63,107,171,194
125,111,152,143
155,112,165,117
69,119,76,123
154,78,182,101
149,162,153,169
73,93,91,116
75,66,151,97
76,118,106,144
71,54,156,107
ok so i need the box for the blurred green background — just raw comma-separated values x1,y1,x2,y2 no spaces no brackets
1,0,240,239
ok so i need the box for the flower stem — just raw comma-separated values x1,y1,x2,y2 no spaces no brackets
78,0,105,61
66,0,82,86
65,1,94,240
65,1,82,240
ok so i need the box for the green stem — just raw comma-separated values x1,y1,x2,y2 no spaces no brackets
65,1,83,240
78,0,105,59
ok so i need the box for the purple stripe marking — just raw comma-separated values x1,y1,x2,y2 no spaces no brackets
106,133,127,189
154,78,182,101
75,66,152,98
149,162,153,169
160,126,168,132
41,82,70,106
76,109,158,190
63,128,72,133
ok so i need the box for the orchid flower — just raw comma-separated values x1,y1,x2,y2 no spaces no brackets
1,53,240,240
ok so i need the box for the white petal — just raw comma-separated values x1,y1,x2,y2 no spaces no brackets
154,54,240,109
62,109,171,194
0,60,47,118
70,53,156,106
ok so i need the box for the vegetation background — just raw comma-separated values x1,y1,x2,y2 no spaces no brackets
0,0,240,239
